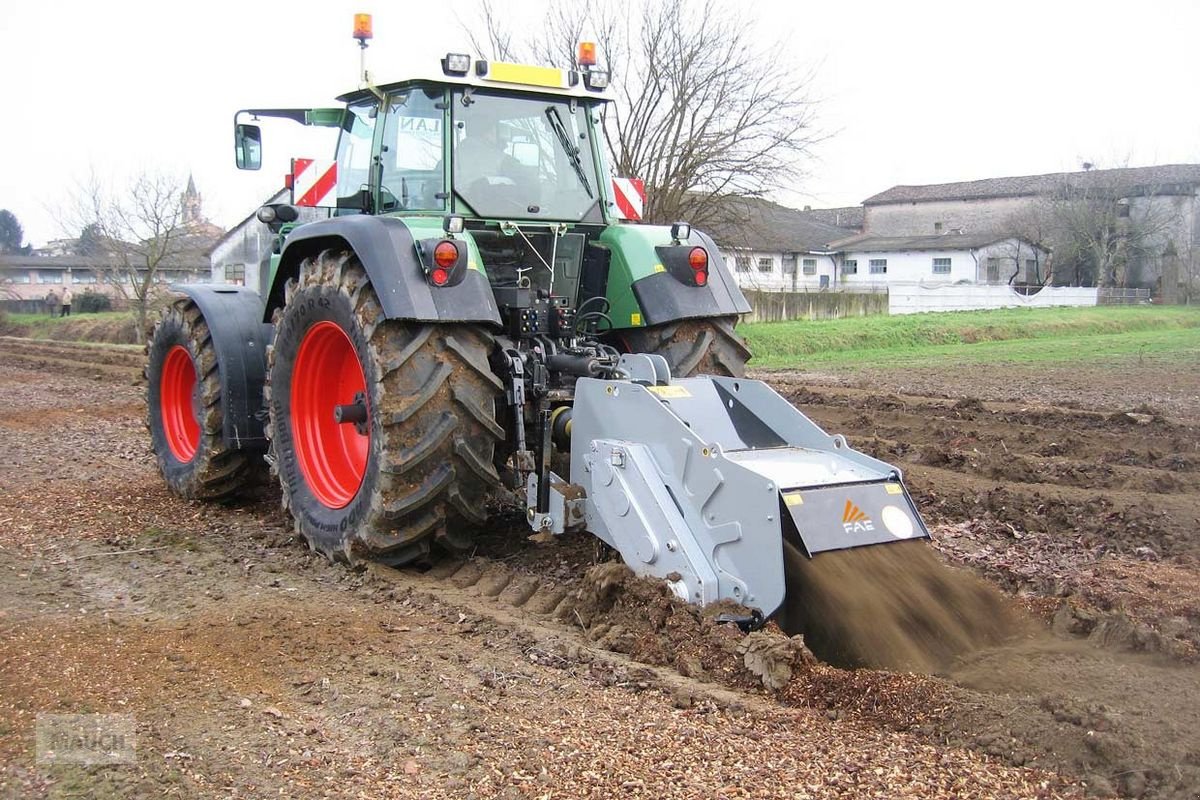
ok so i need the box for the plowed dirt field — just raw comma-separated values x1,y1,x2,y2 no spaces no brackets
1,339,1197,799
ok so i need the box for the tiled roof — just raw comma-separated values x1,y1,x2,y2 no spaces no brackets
864,164,1200,205
797,206,864,229
829,232,1027,253
702,197,859,253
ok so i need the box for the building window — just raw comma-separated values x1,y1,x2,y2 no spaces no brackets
735,256,751,273
37,270,63,284
757,257,773,273
222,263,246,285
1,270,31,284
1025,259,1037,274
842,259,858,275
869,259,887,274
782,256,797,275
934,222,943,234
932,257,951,274
986,258,1001,282
802,258,817,275
71,271,98,284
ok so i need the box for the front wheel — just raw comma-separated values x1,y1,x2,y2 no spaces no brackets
265,250,506,566
618,316,751,378
146,298,256,500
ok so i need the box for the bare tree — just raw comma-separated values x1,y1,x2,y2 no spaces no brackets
465,0,820,229
1002,203,1055,286
1182,239,1199,304
1044,173,1176,288
59,171,199,342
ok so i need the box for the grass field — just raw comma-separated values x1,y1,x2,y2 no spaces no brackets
2,311,137,343
741,306,1200,369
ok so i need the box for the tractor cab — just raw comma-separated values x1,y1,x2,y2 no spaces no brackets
234,48,624,310
237,50,614,224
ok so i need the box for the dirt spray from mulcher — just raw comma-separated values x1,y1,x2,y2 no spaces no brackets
777,540,1027,673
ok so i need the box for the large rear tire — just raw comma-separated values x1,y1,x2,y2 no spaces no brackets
265,249,505,566
146,298,257,500
618,316,751,378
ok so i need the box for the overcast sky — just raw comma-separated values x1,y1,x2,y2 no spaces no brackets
2,0,1198,246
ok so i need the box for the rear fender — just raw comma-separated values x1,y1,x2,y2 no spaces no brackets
169,284,271,450
599,224,750,329
270,216,501,326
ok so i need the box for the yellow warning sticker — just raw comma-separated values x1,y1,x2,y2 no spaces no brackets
647,385,691,398
653,263,666,273
631,312,642,325
783,492,804,507
885,483,903,495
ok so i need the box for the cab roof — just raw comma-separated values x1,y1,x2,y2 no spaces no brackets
336,63,612,105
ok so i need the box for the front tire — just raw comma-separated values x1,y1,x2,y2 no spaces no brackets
619,316,751,378
266,250,505,566
146,298,256,500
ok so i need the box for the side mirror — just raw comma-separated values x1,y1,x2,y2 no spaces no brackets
234,124,262,170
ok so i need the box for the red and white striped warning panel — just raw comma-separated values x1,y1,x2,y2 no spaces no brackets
611,177,645,221
291,159,338,207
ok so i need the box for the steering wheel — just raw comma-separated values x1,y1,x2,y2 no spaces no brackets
378,185,403,212
468,177,529,214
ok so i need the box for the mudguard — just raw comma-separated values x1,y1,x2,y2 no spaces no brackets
271,216,502,326
631,229,750,326
601,224,751,330
170,284,272,450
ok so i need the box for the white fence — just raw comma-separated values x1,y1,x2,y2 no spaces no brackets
888,284,1099,315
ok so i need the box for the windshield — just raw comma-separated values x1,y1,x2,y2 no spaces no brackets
452,90,602,222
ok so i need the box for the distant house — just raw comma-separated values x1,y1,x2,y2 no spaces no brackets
829,233,1050,286
702,197,858,291
863,164,1200,288
863,164,1200,236
699,197,1049,291
0,254,209,305
1,175,222,304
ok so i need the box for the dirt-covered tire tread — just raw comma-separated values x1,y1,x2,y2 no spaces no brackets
146,297,257,501
618,316,751,378
265,249,504,567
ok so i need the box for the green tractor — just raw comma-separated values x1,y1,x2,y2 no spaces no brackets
147,30,929,627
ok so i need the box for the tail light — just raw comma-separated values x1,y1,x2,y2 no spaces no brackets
689,247,708,286
433,241,458,268
417,238,467,288
655,241,714,288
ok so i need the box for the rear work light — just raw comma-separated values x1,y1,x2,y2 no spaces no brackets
442,53,471,76
583,70,609,90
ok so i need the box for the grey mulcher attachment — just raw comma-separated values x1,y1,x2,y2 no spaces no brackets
560,356,930,622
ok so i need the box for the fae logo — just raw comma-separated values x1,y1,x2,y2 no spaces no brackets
842,500,875,534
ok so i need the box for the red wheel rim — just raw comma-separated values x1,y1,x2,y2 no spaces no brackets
291,321,369,509
160,345,200,462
